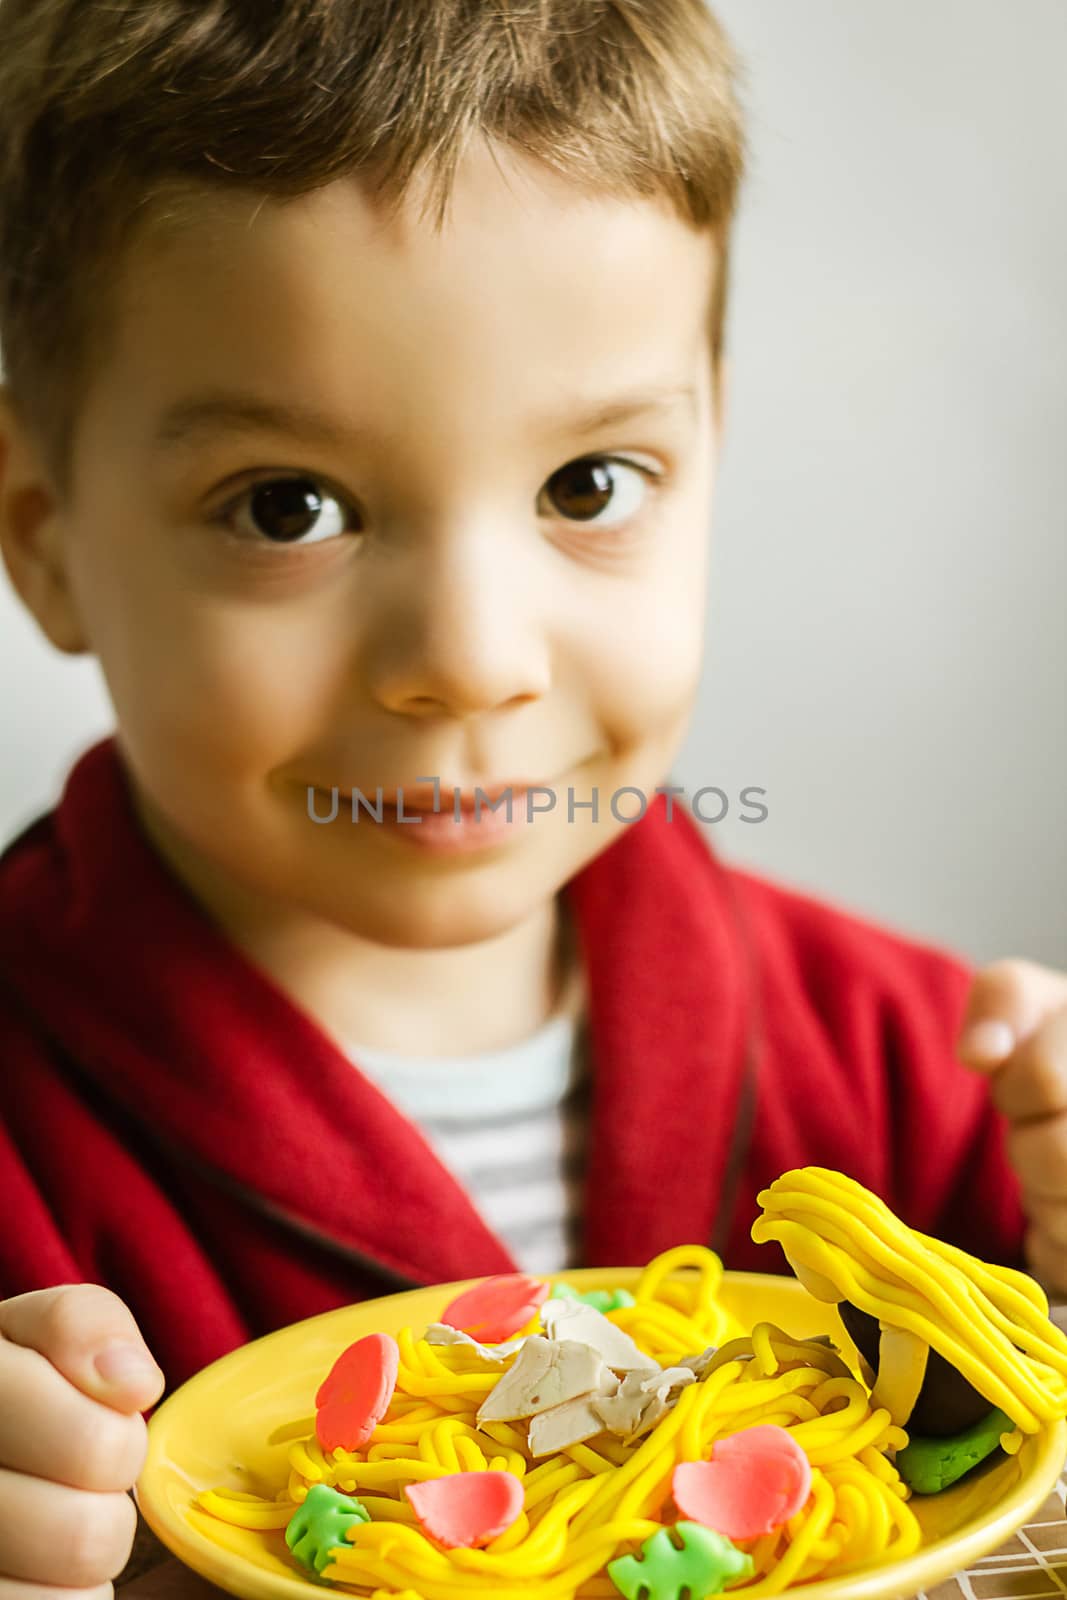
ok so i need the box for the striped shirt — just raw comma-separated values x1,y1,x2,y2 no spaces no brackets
343,963,590,1275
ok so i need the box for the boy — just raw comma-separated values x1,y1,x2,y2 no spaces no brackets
0,0,1065,1594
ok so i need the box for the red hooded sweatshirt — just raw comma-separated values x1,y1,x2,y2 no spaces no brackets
0,736,1025,1393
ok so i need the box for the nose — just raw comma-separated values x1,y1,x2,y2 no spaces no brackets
365,531,552,719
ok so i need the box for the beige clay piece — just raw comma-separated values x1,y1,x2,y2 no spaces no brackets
423,1323,526,1363
475,1336,606,1424
538,1299,652,1372
591,1363,698,1441
527,1371,622,1456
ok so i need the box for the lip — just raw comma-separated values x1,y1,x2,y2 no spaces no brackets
315,782,540,856
302,773,568,856
319,780,547,812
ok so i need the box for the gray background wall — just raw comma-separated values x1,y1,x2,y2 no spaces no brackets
2,0,1065,967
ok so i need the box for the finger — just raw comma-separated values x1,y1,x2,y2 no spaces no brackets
1009,1113,1067,1199
0,1582,112,1600
1024,1224,1067,1300
0,1468,136,1589
959,959,1067,1069
988,1007,1067,1123
0,1286,164,1415
1021,1195,1067,1254
0,1336,148,1492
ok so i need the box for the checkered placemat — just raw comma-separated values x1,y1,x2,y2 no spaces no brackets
918,1471,1067,1600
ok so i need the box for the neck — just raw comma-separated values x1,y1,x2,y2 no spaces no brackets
247,892,575,1058
128,779,576,1058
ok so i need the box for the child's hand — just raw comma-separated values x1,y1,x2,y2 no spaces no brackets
0,1283,165,1597
958,959,1067,1297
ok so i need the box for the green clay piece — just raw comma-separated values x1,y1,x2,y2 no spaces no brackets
285,1483,371,1576
607,1522,755,1599
550,1282,637,1313
896,1406,1014,1494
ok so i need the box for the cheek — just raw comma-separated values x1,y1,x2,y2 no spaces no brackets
67,513,352,774
580,523,709,747
160,611,343,752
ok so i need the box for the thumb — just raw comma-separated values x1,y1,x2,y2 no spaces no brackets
0,1282,165,1413
958,958,1067,1071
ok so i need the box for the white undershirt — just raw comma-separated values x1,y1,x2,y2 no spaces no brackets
342,954,589,1275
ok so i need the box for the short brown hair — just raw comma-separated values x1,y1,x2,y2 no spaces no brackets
0,0,746,498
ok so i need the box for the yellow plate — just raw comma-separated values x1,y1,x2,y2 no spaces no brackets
136,1268,1067,1600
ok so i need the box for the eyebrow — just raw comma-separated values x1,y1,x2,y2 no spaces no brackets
150,381,700,453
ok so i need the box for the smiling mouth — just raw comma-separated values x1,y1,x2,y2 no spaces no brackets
315,780,550,812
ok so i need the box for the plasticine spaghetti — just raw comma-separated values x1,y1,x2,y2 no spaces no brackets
751,1168,1067,1443
195,1242,922,1597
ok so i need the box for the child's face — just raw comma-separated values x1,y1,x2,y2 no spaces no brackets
9,138,722,949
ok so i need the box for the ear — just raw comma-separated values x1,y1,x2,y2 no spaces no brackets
0,385,90,654
713,354,731,437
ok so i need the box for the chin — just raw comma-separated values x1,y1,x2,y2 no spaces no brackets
343,875,550,951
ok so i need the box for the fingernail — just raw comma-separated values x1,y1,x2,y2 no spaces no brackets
94,1341,162,1389
960,1019,1015,1062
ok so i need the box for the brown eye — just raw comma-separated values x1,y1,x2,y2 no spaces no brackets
542,456,651,529
225,476,357,544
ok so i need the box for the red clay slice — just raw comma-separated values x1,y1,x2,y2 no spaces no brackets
404,1470,525,1548
672,1425,812,1539
315,1332,399,1453
439,1274,549,1343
